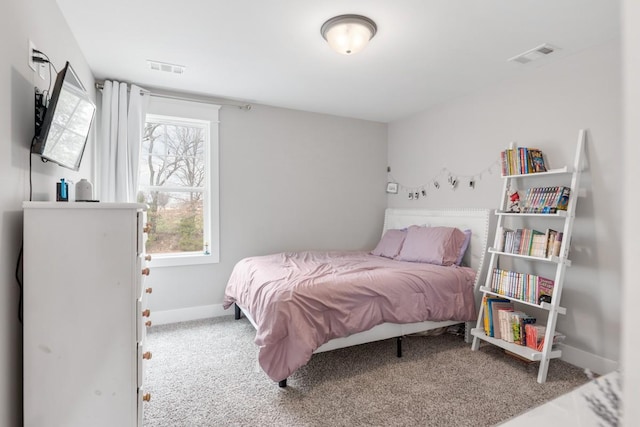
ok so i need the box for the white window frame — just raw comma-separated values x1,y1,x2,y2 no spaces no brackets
141,97,220,267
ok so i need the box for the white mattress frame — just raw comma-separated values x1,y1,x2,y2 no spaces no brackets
237,208,492,354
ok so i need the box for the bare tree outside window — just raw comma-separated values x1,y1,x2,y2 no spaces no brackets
138,116,209,254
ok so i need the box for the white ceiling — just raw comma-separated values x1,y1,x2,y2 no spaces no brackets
56,0,620,123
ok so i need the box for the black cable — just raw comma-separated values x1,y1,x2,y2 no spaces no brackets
18,138,37,324
32,49,57,95
30,136,35,201
15,245,23,324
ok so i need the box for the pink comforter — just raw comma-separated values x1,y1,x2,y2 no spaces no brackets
223,251,477,381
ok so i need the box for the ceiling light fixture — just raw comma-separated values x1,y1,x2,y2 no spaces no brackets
321,14,377,55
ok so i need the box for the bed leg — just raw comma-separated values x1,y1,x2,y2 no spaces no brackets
397,336,403,358
234,303,241,320
278,379,287,388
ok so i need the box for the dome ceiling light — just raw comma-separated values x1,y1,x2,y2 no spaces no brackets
320,14,377,55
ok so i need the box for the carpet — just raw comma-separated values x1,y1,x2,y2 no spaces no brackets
142,316,588,427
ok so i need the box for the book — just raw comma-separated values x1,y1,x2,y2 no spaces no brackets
552,232,563,257
525,324,544,350
500,151,508,176
498,308,515,342
516,314,537,345
519,229,529,255
487,299,513,338
541,186,554,213
531,231,546,257
536,277,555,304
518,147,527,174
507,311,530,344
525,324,565,351
528,148,547,173
513,229,523,255
544,229,558,257
495,226,512,252
555,187,571,211
482,295,491,336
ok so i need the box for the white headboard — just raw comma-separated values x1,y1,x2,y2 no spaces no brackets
382,208,492,291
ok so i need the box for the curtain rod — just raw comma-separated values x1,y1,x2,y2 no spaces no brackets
94,82,252,110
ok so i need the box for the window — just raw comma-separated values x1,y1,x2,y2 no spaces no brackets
137,97,220,266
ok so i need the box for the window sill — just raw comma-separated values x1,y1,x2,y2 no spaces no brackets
147,252,219,268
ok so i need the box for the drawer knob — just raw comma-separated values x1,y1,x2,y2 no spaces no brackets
142,309,151,317
142,351,153,360
145,287,153,294
142,393,151,402
141,268,150,276
145,254,152,261
145,320,152,328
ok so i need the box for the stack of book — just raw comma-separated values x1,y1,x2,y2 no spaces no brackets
482,296,566,350
517,186,571,213
500,147,547,176
489,268,555,304
524,325,566,351
482,296,537,346
495,227,564,258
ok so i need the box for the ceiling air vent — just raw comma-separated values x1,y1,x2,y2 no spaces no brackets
508,44,557,64
147,60,186,74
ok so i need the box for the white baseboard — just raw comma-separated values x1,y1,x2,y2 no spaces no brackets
559,343,619,375
152,304,229,326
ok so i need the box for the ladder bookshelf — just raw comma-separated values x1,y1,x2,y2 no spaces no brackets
471,129,586,384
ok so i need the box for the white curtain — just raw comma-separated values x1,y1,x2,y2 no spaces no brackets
98,81,149,202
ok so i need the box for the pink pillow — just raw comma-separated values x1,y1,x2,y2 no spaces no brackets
395,226,466,266
455,229,472,266
371,229,407,258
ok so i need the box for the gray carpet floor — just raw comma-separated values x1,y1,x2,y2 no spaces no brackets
142,316,588,427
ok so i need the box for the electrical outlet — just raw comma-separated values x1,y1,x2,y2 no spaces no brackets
28,40,37,72
28,40,47,80
38,61,46,80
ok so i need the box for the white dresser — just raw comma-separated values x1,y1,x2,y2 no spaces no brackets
23,202,153,427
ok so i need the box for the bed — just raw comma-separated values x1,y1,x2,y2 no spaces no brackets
223,208,492,387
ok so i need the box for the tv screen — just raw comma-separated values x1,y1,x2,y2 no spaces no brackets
32,61,96,171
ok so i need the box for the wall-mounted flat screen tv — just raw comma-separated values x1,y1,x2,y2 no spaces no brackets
31,61,96,171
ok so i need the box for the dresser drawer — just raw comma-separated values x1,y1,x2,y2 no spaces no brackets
137,256,143,298
137,341,151,387
137,211,145,255
137,292,151,344
138,386,150,426
138,256,152,299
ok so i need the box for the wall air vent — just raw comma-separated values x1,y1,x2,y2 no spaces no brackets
147,60,186,74
508,43,558,64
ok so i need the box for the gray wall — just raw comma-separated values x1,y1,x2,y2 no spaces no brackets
622,0,639,423
1,0,96,425
387,40,622,373
148,103,388,312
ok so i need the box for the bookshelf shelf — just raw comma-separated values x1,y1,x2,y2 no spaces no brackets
501,166,570,179
471,130,585,384
487,248,572,266
495,210,569,218
470,329,562,361
478,287,567,314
